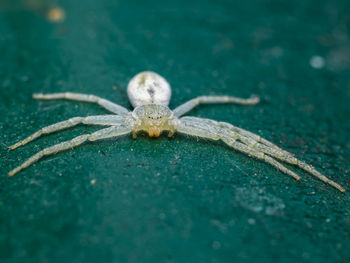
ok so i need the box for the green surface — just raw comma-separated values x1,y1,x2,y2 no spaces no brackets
1,0,350,262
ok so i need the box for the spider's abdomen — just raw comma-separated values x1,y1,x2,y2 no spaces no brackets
127,71,171,108
131,104,175,137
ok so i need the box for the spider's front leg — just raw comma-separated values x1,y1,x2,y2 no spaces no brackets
9,115,125,150
8,125,132,177
215,121,346,193
176,118,300,180
33,92,129,115
176,117,345,193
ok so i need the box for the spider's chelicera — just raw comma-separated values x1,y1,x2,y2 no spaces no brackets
8,71,345,193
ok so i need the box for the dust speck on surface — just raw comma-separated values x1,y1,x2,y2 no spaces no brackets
248,218,256,225
235,186,285,215
310,56,325,69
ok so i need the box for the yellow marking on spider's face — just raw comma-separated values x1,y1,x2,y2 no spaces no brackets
147,127,161,137
137,119,166,138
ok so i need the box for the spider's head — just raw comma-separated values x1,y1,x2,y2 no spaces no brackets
132,104,175,137
127,71,172,108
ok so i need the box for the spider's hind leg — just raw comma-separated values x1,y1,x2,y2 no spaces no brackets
8,125,131,177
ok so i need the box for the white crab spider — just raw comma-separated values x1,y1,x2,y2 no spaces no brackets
8,71,345,193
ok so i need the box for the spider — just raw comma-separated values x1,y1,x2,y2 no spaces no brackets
8,71,345,193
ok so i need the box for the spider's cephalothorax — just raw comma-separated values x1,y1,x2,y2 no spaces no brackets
8,71,346,193
131,104,176,138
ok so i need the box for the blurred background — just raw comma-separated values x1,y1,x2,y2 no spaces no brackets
0,0,349,262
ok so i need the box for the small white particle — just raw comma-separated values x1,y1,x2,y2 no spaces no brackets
326,218,331,223
90,179,96,185
248,218,256,225
310,56,325,69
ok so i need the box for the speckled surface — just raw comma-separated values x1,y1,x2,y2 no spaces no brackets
0,0,350,262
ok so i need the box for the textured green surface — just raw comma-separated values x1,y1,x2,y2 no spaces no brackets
1,0,350,262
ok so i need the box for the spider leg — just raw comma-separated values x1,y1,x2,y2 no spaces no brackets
173,95,260,117
9,115,125,150
179,117,286,154
176,118,300,181
8,125,131,177
221,138,301,181
177,117,345,192
217,122,346,192
33,92,129,115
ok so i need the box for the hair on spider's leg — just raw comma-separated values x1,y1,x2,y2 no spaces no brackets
8,115,125,150
33,92,129,115
8,125,131,177
173,95,260,117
